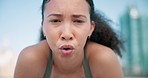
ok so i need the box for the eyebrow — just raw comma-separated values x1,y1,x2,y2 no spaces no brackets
72,15,87,18
47,13,87,18
47,14,62,17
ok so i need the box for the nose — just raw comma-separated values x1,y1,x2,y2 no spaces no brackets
60,24,74,41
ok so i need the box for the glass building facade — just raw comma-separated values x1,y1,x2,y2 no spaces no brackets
120,6,148,76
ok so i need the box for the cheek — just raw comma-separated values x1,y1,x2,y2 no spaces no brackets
77,32,88,41
43,24,59,45
76,26,90,45
77,25,90,38
43,22,58,37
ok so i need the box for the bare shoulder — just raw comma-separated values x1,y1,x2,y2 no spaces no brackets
86,41,118,59
14,40,50,78
86,41,124,78
18,40,50,61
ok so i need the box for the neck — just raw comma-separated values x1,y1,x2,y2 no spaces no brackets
51,50,85,78
53,49,84,71
51,63,85,78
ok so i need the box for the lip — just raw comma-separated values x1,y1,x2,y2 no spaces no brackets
59,45,74,56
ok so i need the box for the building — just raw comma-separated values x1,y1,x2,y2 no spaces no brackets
120,6,148,76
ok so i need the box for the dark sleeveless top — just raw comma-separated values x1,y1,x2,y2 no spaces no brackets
44,49,92,78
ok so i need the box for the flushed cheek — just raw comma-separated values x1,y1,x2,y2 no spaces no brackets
46,34,58,50
44,26,60,48
76,31,89,47
78,35,87,46
44,23,60,37
77,26,90,39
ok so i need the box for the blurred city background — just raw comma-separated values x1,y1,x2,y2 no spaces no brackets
0,0,148,78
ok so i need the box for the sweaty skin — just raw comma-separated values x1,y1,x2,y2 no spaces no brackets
14,0,124,78
14,40,124,78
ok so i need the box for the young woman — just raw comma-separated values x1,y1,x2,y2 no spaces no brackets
14,0,124,78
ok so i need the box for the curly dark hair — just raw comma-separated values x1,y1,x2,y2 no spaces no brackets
40,0,123,57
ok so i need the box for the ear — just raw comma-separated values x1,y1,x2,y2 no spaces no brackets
89,21,95,37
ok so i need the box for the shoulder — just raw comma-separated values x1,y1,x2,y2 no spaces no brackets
14,40,50,78
86,41,124,78
86,41,117,60
19,40,50,59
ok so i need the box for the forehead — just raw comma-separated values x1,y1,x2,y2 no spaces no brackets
44,0,90,16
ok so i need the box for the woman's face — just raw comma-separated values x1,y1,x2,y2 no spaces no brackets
43,0,94,61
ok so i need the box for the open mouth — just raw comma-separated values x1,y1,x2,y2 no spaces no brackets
60,45,74,50
59,45,74,56
63,47,72,50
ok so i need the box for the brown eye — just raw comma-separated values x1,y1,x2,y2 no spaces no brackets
50,19,61,23
73,20,84,23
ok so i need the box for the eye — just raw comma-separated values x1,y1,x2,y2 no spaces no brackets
49,19,61,23
73,20,84,23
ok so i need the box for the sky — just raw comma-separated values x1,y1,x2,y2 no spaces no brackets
0,0,147,53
